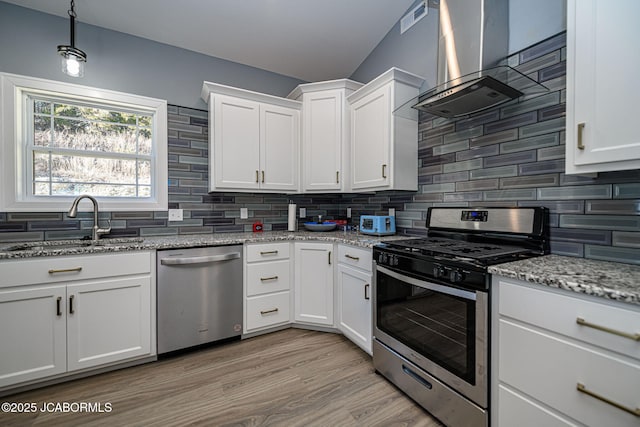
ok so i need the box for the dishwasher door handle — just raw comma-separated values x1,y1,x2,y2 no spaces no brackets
160,252,241,265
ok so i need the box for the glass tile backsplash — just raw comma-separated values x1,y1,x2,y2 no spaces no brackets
0,32,638,264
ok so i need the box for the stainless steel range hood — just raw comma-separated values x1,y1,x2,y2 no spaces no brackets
397,0,548,119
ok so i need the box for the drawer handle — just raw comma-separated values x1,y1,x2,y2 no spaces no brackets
69,295,75,314
260,276,278,282
56,297,62,316
364,284,370,300
260,250,279,255
260,308,279,316
576,317,640,341
345,254,360,261
48,267,82,274
577,383,640,417
577,122,586,150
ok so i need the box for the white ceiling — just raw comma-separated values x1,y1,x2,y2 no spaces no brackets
4,0,416,82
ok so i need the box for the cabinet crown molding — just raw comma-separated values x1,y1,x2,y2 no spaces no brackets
347,67,424,105
287,79,364,100
201,81,302,110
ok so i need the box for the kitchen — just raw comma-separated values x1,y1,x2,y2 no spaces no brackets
1,0,639,426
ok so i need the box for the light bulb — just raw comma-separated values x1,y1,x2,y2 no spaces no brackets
61,55,84,77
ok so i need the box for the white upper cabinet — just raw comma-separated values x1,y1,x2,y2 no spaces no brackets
288,80,363,192
348,68,424,191
566,0,640,174
202,82,301,192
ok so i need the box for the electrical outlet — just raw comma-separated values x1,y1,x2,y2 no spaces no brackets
299,207,306,218
389,208,396,217
346,207,352,218
240,208,248,219
168,209,183,221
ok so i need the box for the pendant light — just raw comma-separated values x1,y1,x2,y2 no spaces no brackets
57,0,87,77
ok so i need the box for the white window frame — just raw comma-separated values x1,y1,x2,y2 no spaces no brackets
0,72,168,212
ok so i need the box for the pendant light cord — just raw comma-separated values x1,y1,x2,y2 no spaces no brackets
68,0,77,18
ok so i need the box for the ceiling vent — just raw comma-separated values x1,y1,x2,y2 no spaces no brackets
400,1,428,34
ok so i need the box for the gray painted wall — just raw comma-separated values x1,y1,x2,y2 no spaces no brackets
0,1,304,110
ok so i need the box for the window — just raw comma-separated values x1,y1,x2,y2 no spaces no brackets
0,73,167,212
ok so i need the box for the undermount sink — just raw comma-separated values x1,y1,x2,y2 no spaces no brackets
5,237,144,252
303,222,338,232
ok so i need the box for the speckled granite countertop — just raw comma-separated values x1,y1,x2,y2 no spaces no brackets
489,254,640,306
0,231,412,260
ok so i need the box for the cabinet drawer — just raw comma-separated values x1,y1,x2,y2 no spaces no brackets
498,385,577,427
246,243,290,262
246,292,290,331
499,319,640,427
337,244,372,272
0,252,153,288
246,260,290,296
498,279,640,360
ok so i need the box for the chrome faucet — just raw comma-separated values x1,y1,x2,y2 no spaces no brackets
67,195,111,241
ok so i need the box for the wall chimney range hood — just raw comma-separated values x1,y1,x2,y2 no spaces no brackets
396,0,548,120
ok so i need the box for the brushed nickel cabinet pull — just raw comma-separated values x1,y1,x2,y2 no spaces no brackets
56,297,62,316
336,171,339,184
260,308,279,315
48,267,82,274
69,295,75,314
328,251,332,265
261,170,265,183
577,122,586,150
382,164,387,179
345,254,360,261
364,284,370,300
576,317,640,341
260,250,278,255
256,170,259,183
260,276,278,282
577,383,640,417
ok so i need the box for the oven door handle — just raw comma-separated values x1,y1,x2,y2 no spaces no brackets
376,265,477,301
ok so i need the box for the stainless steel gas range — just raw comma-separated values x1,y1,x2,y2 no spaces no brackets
372,207,549,427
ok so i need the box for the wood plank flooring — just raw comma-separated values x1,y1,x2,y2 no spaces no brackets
1,329,443,426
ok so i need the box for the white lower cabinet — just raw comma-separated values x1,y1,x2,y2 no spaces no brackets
492,276,640,427
0,252,154,390
336,244,373,354
0,285,67,387
66,276,151,371
294,242,334,326
244,242,292,333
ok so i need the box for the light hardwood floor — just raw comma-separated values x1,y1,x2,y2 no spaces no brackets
1,329,442,426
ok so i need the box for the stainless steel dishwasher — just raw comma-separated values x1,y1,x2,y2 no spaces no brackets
157,245,243,354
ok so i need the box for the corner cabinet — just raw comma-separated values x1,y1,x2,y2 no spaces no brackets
294,242,334,326
565,0,640,174
347,68,424,191
0,252,154,390
336,244,373,354
491,276,640,427
288,79,363,192
202,82,301,192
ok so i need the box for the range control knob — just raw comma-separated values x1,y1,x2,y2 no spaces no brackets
433,265,447,278
391,255,399,266
449,269,464,283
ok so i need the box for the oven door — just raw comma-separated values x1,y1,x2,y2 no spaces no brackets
373,264,488,408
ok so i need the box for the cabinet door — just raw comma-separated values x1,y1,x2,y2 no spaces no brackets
303,90,343,191
351,84,390,190
67,276,151,371
260,104,299,191
0,285,67,387
212,94,260,189
566,0,640,173
337,264,372,354
294,243,334,326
